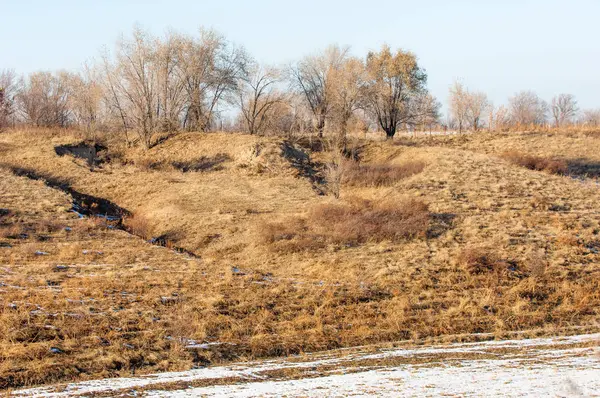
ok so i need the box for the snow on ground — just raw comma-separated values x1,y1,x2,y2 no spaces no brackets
13,333,600,397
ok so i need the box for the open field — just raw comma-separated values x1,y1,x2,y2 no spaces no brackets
1,128,600,391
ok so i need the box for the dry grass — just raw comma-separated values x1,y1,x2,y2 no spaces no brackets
1,128,600,390
123,213,154,240
458,246,508,275
341,160,426,187
500,151,568,175
261,198,429,252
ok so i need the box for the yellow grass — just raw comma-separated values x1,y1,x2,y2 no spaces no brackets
1,128,600,389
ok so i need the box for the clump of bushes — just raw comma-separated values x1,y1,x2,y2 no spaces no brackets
500,151,568,175
260,198,429,252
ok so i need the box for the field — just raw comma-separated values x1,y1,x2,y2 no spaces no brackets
1,128,600,391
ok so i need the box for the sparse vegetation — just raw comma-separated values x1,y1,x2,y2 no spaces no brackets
341,160,426,187
1,128,600,390
261,197,429,251
2,5,600,393
500,151,568,175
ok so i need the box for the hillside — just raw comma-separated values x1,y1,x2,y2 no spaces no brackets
1,129,600,389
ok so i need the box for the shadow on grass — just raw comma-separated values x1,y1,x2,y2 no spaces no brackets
171,154,231,172
2,164,130,220
143,154,231,173
281,141,326,195
567,159,600,179
55,142,107,167
428,213,457,239
1,163,201,258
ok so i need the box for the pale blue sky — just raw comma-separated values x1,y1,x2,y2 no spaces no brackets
2,0,599,110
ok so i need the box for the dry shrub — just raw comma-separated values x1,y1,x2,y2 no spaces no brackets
324,162,343,198
458,246,507,275
309,198,429,244
342,160,426,187
500,151,568,175
135,157,163,171
261,198,429,251
124,213,153,239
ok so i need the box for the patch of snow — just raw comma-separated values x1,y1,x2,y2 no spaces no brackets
147,354,600,398
13,333,600,398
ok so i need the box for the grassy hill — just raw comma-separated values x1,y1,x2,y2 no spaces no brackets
1,128,599,389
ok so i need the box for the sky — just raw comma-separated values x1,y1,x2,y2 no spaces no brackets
2,0,600,112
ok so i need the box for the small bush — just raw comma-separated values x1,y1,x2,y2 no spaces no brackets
458,246,507,275
500,151,568,175
342,160,426,187
261,198,429,251
309,198,429,244
124,213,153,239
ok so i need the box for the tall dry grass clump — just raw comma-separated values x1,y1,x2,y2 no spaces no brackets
124,213,153,239
500,151,568,175
458,246,507,275
261,198,429,251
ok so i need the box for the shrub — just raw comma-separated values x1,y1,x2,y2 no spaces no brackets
458,246,507,275
261,198,429,251
309,198,429,244
124,213,153,239
500,151,568,175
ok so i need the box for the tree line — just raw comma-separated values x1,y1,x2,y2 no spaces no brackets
448,81,595,132
0,26,598,147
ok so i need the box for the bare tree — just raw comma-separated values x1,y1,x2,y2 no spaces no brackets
156,31,186,132
415,93,441,133
579,109,600,127
238,63,284,135
177,29,248,132
0,69,18,129
448,81,469,133
550,93,578,128
100,49,131,141
266,92,312,136
508,91,548,128
363,45,428,139
291,45,349,137
70,64,104,135
329,56,366,147
111,27,160,148
493,105,511,131
17,71,73,128
466,91,489,131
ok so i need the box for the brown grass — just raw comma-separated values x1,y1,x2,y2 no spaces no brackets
123,213,153,239
261,198,429,252
342,160,426,187
1,128,600,390
500,151,568,175
458,246,507,275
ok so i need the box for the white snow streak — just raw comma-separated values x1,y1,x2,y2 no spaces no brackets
12,333,600,397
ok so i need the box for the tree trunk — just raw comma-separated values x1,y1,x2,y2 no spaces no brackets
385,127,395,139
316,114,326,138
